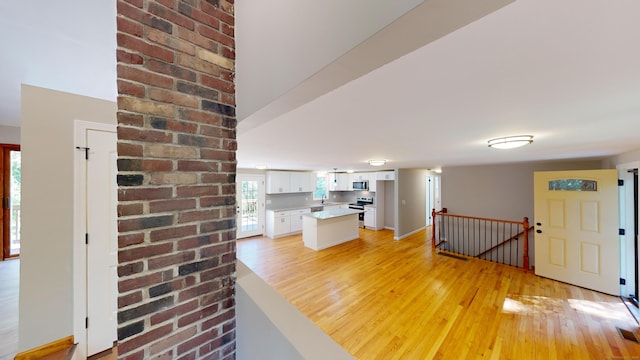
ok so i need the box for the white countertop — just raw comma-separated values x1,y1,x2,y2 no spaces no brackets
303,208,363,220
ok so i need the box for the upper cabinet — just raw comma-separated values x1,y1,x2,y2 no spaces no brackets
266,171,315,194
329,173,351,191
376,171,395,180
290,172,315,193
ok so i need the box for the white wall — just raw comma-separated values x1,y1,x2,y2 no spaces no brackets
0,125,20,144
606,148,640,168
19,85,116,350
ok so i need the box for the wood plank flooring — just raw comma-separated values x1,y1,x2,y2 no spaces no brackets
0,259,19,360
237,228,640,359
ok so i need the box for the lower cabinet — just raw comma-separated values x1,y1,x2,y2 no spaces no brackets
273,213,291,235
291,209,311,233
364,206,377,229
266,208,311,238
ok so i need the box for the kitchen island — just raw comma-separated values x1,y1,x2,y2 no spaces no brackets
302,209,362,251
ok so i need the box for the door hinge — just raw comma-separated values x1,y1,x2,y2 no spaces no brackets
620,278,626,285
85,317,89,329
619,229,626,236
85,233,89,245
75,146,90,160
618,179,624,186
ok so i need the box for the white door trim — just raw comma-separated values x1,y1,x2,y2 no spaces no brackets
617,161,640,297
236,173,266,238
73,120,117,359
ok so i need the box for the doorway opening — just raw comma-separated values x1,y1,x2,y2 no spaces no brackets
236,174,265,239
630,169,638,304
1,144,20,260
426,176,434,226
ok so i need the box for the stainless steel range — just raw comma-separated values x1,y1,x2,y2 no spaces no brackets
348,197,373,228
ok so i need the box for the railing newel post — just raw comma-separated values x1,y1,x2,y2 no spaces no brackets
523,216,530,271
431,208,436,248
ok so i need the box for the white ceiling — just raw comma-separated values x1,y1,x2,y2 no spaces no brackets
2,0,639,173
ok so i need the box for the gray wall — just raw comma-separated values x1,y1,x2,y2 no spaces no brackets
383,180,395,229
395,168,430,239
440,159,604,224
19,85,116,350
265,190,371,210
0,125,20,144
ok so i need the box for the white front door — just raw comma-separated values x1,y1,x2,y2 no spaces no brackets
534,169,619,295
86,128,118,354
236,174,265,238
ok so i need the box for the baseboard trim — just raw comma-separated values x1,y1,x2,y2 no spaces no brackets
393,226,426,241
14,335,74,360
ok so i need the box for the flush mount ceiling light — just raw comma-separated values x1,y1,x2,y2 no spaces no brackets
368,159,386,166
488,135,534,149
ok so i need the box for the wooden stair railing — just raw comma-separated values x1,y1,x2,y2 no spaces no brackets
432,209,531,270
475,225,534,259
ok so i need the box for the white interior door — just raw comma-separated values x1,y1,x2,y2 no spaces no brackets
534,169,619,295
86,128,118,354
236,174,265,238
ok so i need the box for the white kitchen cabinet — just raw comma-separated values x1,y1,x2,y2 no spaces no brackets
266,208,310,238
289,208,311,232
266,171,291,194
274,215,291,235
350,173,365,181
369,179,377,192
376,171,395,180
266,210,288,237
364,205,376,229
290,172,315,193
266,171,314,194
329,173,351,191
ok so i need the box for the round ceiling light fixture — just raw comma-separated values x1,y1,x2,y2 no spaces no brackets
368,159,386,166
488,135,533,149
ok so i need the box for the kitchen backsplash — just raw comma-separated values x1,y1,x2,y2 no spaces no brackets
265,191,376,210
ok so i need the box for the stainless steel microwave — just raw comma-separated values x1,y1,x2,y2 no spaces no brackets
352,180,368,190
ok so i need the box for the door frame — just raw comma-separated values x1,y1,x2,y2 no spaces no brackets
617,161,640,299
1,143,20,261
73,120,117,359
236,173,265,239
426,175,434,226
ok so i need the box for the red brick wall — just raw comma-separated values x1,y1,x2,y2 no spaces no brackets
115,1,236,359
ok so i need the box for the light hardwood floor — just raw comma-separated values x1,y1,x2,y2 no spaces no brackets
237,228,640,359
0,259,19,360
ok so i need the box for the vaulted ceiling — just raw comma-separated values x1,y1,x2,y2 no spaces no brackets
2,0,639,172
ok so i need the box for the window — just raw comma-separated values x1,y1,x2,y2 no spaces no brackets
313,174,328,200
548,179,597,191
1,144,20,259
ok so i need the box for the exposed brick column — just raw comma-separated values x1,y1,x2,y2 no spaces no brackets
115,1,236,359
